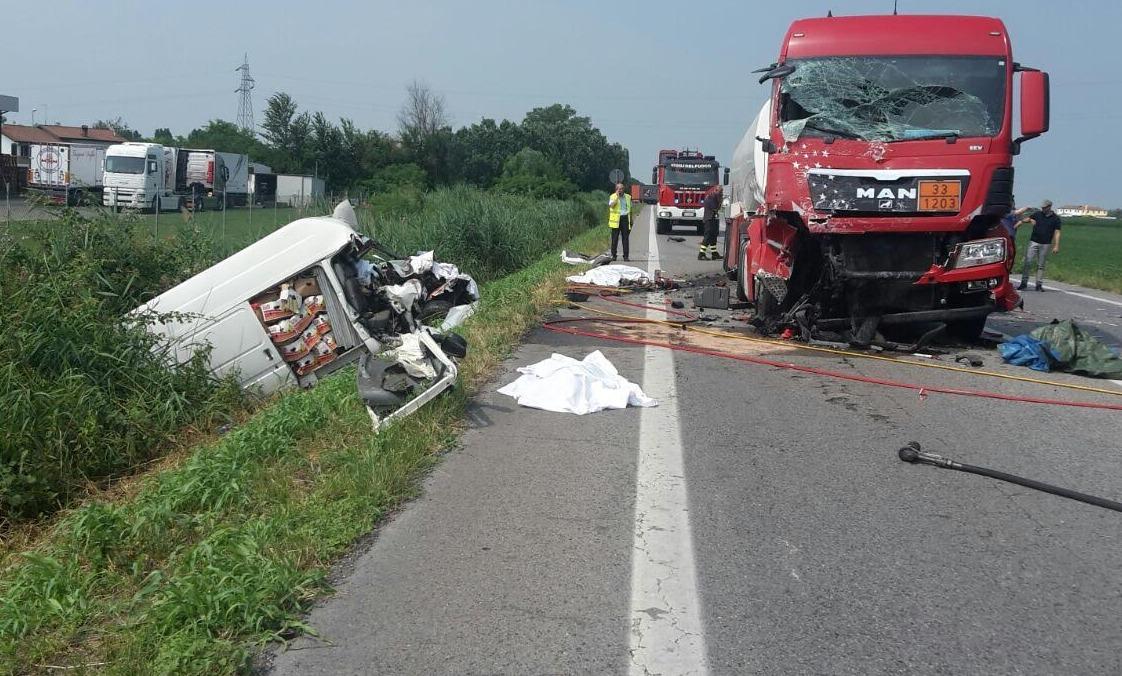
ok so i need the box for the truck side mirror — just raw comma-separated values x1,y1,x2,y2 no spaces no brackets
756,136,778,154
723,167,730,186
1014,69,1049,154
651,167,658,184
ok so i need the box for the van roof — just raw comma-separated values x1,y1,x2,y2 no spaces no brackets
138,215,364,331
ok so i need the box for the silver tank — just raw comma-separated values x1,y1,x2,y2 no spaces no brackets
729,99,771,219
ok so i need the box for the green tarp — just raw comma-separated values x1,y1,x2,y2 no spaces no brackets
1029,319,1122,379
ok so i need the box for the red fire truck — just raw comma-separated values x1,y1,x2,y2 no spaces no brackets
652,149,728,235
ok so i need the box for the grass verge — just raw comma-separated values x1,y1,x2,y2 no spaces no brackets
0,222,613,675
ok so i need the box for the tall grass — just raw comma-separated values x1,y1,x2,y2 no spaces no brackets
0,208,244,522
361,185,600,282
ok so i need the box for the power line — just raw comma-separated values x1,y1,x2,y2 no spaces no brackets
235,53,255,134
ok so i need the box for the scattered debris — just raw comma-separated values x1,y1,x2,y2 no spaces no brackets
654,269,685,290
667,236,686,242
497,350,657,414
565,264,652,287
954,354,984,368
694,286,730,310
561,250,613,267
670,300,685,309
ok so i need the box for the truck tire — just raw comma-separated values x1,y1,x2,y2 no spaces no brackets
735,240,749,302
947,316,988,343
655,218,669,235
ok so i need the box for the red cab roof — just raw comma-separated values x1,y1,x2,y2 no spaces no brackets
782,15,1010,60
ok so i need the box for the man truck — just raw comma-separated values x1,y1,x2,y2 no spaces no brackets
724,14,1049,341
652,149,728,235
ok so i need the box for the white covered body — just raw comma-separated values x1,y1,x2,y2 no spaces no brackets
728,100,771,221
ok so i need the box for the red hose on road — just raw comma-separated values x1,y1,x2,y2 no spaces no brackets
543,316,1122,413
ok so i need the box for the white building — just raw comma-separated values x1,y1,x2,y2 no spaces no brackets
1056,204,1110,218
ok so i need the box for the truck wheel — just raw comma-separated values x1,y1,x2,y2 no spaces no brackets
735,241,750,302
947,316,987,343
150,197,158,214
655,218,669,235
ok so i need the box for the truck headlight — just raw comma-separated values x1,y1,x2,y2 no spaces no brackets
952,237,1006,268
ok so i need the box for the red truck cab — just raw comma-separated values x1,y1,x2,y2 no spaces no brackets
725,15,1050,341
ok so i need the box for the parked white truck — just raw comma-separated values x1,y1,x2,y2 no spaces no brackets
28,143,106,204
103,142,186,211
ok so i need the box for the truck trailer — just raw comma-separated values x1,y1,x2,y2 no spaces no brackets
181,149,249,208
724,14,1049,341
27,143,106,204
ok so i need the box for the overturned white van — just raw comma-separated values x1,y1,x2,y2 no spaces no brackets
136,201,476,429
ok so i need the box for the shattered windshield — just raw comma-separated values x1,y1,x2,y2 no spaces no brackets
778,56,1006,142
664,165,718,187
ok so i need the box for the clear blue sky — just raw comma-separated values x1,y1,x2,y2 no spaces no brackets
2,0,1117,206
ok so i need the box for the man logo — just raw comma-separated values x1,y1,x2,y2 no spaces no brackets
857,187,917,200
879,199,894,209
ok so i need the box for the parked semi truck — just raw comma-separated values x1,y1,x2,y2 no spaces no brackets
103,143,250,210
652,149,728,235
28,143,106,204
103,142,184,211
724,14,1049,341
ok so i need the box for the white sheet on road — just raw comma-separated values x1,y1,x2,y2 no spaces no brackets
497,350,657,415
565,264,651,287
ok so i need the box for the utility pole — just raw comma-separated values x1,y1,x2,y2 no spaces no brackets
235,53,255,134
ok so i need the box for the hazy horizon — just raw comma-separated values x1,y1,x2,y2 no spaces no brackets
2,0,1117,206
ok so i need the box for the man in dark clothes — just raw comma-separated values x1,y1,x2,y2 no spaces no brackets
1018,199,1062,291
699,186,723,261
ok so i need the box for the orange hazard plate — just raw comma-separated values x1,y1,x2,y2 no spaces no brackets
917,180,962,212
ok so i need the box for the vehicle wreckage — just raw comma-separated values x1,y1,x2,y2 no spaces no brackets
136,200,477,430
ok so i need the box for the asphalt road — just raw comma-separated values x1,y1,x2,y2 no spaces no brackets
267,212,1122,675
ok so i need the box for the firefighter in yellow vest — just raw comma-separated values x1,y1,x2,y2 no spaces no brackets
608,182,633,261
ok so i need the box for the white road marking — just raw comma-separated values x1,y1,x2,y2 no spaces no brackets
628,210,709,675
1046,286,1122,308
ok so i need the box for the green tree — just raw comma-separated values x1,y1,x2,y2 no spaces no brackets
453,118,526,187
94,117,143,141
151,127,180,146
519,104,628,191
183,120,269,159
261,92,311,173
493,148,577,199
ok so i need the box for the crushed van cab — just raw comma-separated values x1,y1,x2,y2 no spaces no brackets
136,201,477,429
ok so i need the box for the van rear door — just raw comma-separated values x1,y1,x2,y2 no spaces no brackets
172,304,294,395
